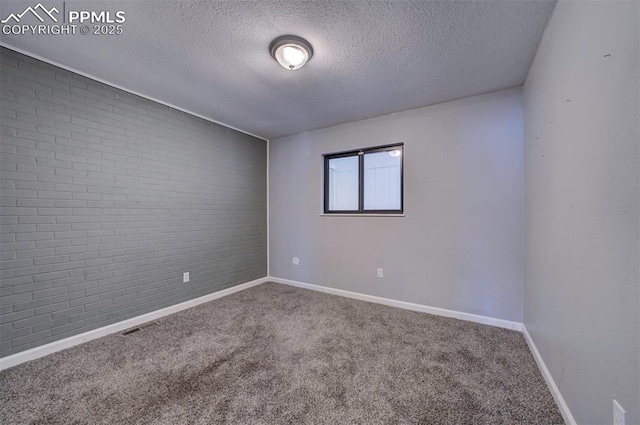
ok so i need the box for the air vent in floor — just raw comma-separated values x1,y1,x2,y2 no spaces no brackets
139,321,159,329
121,321,159,336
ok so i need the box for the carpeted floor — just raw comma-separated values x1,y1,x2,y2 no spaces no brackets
0,282,563,424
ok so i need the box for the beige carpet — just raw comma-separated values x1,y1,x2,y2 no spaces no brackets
0,282,563,424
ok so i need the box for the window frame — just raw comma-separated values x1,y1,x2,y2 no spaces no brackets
323,143,404,214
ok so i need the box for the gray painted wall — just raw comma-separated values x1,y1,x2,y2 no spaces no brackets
269,88,524,322
0,48,267,358
523,1,639,424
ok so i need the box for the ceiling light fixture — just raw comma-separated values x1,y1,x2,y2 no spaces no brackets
388,150,402,158
269,35,313,71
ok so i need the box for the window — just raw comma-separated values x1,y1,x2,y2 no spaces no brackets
324,144,403,214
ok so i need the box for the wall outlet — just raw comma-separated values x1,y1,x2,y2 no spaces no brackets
182,272,189,283
613,400,626,425
377,268,383,278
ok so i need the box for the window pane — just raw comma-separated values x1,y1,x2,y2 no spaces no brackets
364,150,401,210
328,156,359,211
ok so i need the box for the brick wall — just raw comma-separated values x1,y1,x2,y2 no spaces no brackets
0,47,267,357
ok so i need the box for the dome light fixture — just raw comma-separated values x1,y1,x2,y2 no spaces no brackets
269,35,313,71
388,149,402,158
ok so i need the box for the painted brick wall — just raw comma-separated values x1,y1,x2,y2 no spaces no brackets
0,47,267,357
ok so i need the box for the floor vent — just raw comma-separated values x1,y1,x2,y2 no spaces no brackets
139,321,159,329
121,321,159,336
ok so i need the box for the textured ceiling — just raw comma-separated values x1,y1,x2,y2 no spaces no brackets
0,0,555,139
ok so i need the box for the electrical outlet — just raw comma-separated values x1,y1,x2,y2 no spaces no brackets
613,400,626,425
377,268,383,278
182,272,189,283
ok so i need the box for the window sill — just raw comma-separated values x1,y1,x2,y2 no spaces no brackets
320,214,405,217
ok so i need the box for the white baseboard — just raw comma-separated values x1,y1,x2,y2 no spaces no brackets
2,275,573,425
522,325,577,425
270,277,578,420
0,277,269,371
269,276,522,331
